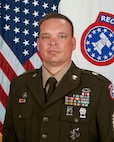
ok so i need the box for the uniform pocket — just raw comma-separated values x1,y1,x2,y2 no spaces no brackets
60,105,91,142
59,105,77,142
13,104,33,142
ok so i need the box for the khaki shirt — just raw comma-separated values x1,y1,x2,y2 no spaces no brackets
42,61,72,91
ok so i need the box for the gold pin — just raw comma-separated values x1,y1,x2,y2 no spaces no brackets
72,75,78,80
92,71,99,76
32,73,37,78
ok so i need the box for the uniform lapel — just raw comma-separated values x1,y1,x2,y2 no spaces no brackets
26,68,46,107
45,63,81,107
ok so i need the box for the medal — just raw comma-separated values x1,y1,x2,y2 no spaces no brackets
66,106,73,116
65,88,91,107
70,128,80,140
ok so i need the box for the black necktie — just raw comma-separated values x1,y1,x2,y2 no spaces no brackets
45,77,57,100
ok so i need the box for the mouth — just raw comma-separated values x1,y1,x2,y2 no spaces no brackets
48,50,59,55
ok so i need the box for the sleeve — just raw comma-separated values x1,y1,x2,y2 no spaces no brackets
2,82,18,142
97,81,114,141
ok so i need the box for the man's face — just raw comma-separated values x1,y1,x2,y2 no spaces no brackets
37,18,76,67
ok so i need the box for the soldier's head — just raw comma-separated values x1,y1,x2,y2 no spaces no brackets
37,13,76,70
39,12,74,37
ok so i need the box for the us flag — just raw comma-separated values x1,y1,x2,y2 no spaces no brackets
0,0,60,135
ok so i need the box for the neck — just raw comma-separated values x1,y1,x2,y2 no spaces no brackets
43,61,71,75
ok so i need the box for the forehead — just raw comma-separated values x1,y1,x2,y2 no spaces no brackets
40,18,71,28
39,18,72,36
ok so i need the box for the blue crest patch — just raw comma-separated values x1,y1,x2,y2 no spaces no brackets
81,12,114,66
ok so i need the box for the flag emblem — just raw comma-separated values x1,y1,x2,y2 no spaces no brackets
81,12,114,66
0,0,60,134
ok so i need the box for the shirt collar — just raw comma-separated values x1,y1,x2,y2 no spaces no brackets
42,61,72,88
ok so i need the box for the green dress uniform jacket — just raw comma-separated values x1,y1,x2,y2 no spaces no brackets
2,62,114,142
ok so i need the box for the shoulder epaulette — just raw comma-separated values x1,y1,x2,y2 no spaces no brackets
81,69,110,83
15,68,40,79
22,69,38,75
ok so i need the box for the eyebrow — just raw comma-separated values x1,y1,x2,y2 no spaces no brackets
40,32,68,36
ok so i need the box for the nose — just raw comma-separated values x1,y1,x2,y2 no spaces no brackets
49,37,57,46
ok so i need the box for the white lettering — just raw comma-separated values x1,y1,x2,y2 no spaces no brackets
101,15,114,25
110,19,114,25
101,16,106,21
106,16,111,23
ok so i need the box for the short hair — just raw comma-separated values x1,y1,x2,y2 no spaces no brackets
39,12,74,37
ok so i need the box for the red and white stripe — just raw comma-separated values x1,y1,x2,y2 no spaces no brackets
0,35,42,133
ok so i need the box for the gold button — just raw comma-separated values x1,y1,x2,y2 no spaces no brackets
18,115,22,118
43,117,49,122
74,118,78,123
42,134,47,139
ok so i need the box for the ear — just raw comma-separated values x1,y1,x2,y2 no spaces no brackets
37,38,40,51
72,37,76,50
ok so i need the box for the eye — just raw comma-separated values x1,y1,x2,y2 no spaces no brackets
41,35,50,39
58,35,67,39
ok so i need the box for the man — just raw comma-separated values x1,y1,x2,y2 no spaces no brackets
2,13,114,142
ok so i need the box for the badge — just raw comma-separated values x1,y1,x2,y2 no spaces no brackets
112,114,114,132
65,96,74,106
70,128,80,140
66,106,73,116
108,83,114,100
22,92,28,98
19,98,26,103
79,107,87,118
65,88,91,107
19,92,28,103
81,12,114,66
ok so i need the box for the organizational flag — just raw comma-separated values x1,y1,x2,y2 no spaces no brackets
59,0,114,85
